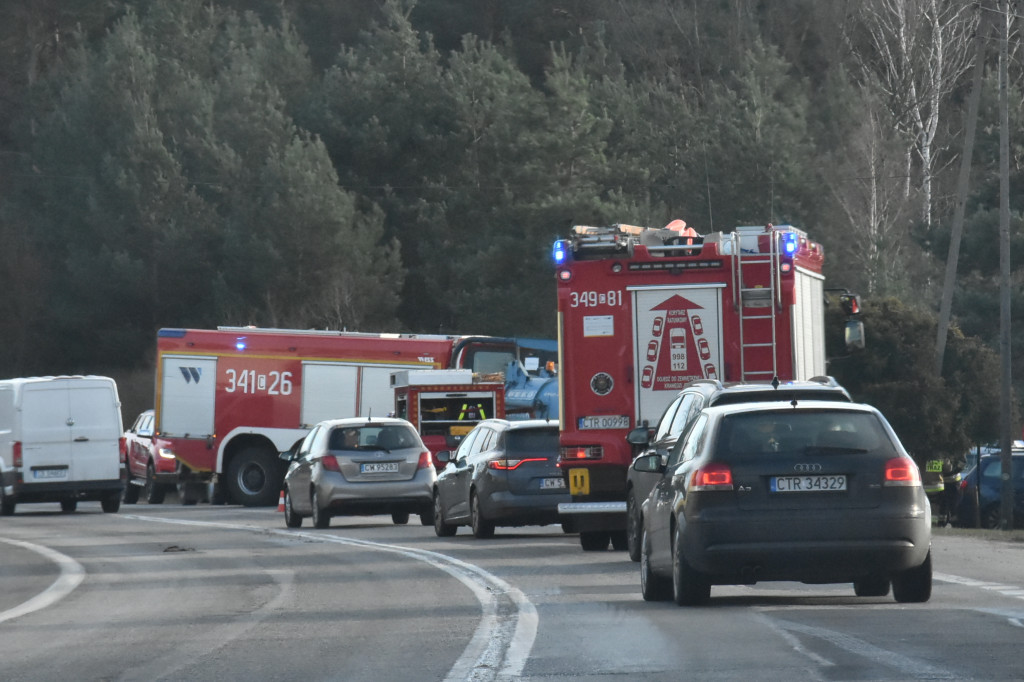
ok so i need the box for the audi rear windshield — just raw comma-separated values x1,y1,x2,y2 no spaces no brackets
716,410,896,460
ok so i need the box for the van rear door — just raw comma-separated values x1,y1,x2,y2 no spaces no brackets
19,383,73,483
67,380,122,481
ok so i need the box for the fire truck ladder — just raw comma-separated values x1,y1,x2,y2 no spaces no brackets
731,229,781,381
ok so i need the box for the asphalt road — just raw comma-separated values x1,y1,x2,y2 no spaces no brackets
1,504,1022,681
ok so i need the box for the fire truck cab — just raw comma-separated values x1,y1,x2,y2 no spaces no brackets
553,222,830,551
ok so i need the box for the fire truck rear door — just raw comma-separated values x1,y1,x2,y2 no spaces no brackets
629,284,724,427
159,355,217,437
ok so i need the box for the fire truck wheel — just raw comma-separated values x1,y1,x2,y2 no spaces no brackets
283,488,302,528
123,480,140,504
470,491,495,539
610,530,629,551
391,511,410,525
226,447,280,507
433,493,457,537
625,492,642,562
312,488,331,529
144,463,166,504
580,531,610,551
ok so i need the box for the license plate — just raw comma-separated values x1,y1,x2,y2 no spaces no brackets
770,475,847,492
568,468,590,495
360,462,399,474
33,468,68,479
578,415,630,430
541,477,566,489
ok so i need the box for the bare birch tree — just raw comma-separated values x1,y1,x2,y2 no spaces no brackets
848,0,976,229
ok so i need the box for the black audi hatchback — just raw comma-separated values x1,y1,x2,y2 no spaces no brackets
637,400,932,605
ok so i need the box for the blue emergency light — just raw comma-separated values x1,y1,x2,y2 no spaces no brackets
235,338,247,351
780,232,798,258
552,240,568,265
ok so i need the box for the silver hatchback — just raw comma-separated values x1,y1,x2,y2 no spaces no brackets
282,417,436,529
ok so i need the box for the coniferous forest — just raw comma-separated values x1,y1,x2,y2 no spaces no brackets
1,0,1021,459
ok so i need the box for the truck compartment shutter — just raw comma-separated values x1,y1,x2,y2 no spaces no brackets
301,362,358,426
160,356,217,437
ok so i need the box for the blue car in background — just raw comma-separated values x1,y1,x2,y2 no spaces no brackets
955,448,1024,529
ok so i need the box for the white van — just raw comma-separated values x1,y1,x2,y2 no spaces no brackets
0,375,125,515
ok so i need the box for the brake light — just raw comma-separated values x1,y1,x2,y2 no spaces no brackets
418,451,433,469
488,457,547,471
689,462,733,491
883,457,921,486
558,445,603,464
119,437,127,463
320,455,341,472
12,441,22,468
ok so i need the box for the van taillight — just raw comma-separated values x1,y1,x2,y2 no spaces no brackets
320,456,341,472
884,457,921,486
418,451,433,469
119,437,127,463
12,441,22,468
689,462,733,491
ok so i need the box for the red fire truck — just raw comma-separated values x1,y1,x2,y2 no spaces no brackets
553,222,831,550
153,327,524,506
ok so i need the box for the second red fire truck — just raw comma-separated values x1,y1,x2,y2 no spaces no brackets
553,221,839,550
153,328,529,506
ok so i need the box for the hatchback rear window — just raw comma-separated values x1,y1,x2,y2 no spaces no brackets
716,411,896,461
506,429,559,456
328,425,419,451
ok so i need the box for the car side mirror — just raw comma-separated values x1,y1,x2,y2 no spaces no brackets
626,426,652,446
436,450,452,464
632,453,665,474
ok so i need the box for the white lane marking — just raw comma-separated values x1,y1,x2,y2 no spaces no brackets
119,515,538,682
0,537,85,624
753,610,834,670
935,572,1024,600
771,619,955,679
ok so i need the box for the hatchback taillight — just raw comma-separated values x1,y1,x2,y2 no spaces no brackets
12,441,22,468
418,451,433,469
883,457,921,486
689,463,734,491
488,457,546,471
320,455,341,472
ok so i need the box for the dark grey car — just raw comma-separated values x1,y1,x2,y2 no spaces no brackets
637,401,932,605
623,377,852,561
433,419,567,538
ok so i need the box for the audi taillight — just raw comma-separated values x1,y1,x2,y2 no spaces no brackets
488,457,546,471
689,463,734,491
883,457,920,486
12,441,22,468
418,451,433,469
320,455,341,472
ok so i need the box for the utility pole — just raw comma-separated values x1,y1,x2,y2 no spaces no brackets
997,0,1014,530
935,3,990,376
